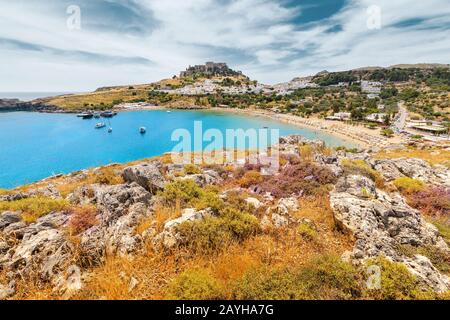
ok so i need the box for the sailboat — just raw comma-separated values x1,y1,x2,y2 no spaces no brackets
107,119,113,133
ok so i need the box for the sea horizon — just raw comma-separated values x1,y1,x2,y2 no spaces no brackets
0,92,81,102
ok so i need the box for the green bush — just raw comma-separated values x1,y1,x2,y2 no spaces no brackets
297,222,318,241
393,177,425,194
176,207,259,254
381,128,394,137
159,180,202,205
94,168,123,185
233,255,361,300
295,255,362,299
184,164,201,175
363,256,433,300
159,180,224,211
232,267,300,300
167,269,224,300
238,171,263,188
433,219,450,245
0,197,70,223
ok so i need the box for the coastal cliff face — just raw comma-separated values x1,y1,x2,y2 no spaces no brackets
0,99,58,112
0,136,449,300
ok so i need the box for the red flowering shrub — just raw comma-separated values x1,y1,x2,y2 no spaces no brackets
261,162,336,198
408,187,450,217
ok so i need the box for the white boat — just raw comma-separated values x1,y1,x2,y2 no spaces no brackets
108,127,113,133
95,122,106,129
167,110,172,113
139,127,146,134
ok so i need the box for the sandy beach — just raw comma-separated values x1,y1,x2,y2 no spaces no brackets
208,107,404,149
113,104,405,149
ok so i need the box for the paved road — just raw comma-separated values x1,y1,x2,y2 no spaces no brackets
392,102,408,133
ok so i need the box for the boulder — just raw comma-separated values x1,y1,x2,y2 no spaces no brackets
155,208,213,249
52,265,83,300
122,161,166,193
0,212,22,230
0,281,15,300
371,158,449,186
245,197,262,209
5,228,73,281
276,197,299,215
330,175,450,292
93,182,151,224
67,185,95,205
179,170,222,187
104,203,150,256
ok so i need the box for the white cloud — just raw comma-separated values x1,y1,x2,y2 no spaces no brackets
0,0,449,91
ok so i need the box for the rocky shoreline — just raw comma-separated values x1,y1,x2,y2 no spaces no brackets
0,99,59,113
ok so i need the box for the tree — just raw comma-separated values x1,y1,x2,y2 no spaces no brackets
381,128,394,137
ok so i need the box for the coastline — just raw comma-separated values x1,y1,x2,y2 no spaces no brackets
112,105,380,148
208,107,373,148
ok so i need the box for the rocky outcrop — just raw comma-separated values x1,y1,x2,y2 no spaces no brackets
371,158,450,186
0,182,154,295
330,175,450,292
154,208,213,249
0,212,21,230
178,170,223,187
278,135,326,156
77,183,153,263
92,183,152,224
0,184,61,202
0,99,58,112
261,197,299,229
122,161,166,193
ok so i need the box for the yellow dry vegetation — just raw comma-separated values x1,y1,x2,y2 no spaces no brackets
375,148,450,166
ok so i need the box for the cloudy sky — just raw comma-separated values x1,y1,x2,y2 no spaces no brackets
0,0,449,92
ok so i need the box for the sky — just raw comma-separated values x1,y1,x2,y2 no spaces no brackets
0,0,449,92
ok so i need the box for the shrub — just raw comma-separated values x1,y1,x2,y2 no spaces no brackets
297,222,318,241
363,256,431,300
261,162,336,197
94,168,123,185
167,269,224,300
233,255,361,300
381,128,394,137
0,197,70,223
432,219,450,245
159,179,203,206
295,254,362,299
176,207,259,254
67,205,99,235
408,187,450,217
183,164,201,175
238,171,263,188
341,159,384,187
393,177,425,195
232,267,299,300
298,145,314,161
159,180,224,212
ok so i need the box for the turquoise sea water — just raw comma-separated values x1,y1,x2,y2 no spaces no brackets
0,110,355,189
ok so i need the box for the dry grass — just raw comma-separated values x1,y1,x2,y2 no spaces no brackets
0,197,70,223
375,148,450,166
64,194,352,300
